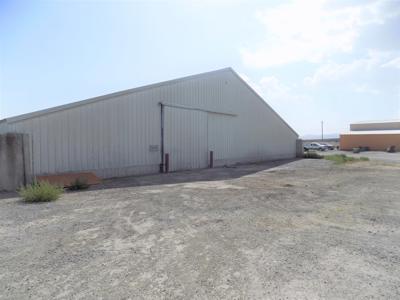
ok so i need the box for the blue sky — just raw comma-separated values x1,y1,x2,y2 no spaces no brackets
0,0,399,136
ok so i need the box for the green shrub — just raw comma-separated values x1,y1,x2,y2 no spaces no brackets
19,181,64,202
324,154,369,164
68,177,89,191
304,151,323,159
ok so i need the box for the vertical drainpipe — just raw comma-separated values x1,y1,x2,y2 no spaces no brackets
31,134,35,182
21,135,27,186
159,102,164,173
164,153,169,173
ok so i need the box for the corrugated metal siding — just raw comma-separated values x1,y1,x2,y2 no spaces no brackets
207,113,236,166
2,69,297,178
164,106,208,171
0,122,10,134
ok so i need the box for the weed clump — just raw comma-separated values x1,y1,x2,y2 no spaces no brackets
304,151,323,159
324,154,369,164
19,181,63,202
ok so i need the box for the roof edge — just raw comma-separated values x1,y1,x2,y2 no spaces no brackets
341,130,400,135
351,119,400,124
2,67,233,124
228,68,299,137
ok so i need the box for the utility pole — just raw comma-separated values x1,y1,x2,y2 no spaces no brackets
321,120,324,141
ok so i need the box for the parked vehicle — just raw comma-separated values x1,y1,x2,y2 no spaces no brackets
320,142,335,150
304,142,329,151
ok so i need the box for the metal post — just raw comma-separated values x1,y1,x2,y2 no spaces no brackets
209,151,214,168
21,135,27,186
321,120,324,141
159,103,164,173
164,153,169,173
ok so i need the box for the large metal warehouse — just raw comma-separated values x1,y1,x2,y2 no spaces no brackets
0,68,298,179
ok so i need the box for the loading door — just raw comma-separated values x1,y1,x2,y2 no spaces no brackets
164,106,208,172
208,112,235,165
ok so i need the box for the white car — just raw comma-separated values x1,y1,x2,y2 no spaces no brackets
320,142,335,150
304,142,329,151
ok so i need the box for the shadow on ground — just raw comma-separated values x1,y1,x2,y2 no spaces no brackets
0,191,18,200
0,159,298,199
90,159,298,191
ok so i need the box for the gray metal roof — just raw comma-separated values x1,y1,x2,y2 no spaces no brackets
351,120,400,124
2,68,232,123
1,67,298,136
342,130,400,135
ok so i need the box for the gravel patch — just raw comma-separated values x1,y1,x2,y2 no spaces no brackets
1,159,399,299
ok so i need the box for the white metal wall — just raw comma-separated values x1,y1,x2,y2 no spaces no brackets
207,113,236,166
0,69,298,178
164,106,208,171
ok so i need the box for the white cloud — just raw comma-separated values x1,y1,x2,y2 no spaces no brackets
304,50,396,85
259,76,309,102
238,72,263,95
241,0,399,68
398,88,400,118
381,57,400,69
239,73,309,103
353,84,381,95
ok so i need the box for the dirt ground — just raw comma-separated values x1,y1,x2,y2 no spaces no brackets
1,157,400,299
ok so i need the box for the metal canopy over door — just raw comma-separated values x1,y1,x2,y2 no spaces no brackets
163,106,208,172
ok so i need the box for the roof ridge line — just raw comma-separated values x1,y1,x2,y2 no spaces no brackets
2,67,233,124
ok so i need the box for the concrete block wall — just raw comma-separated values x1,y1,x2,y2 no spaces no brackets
0,133,32,191
296,139,304,158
